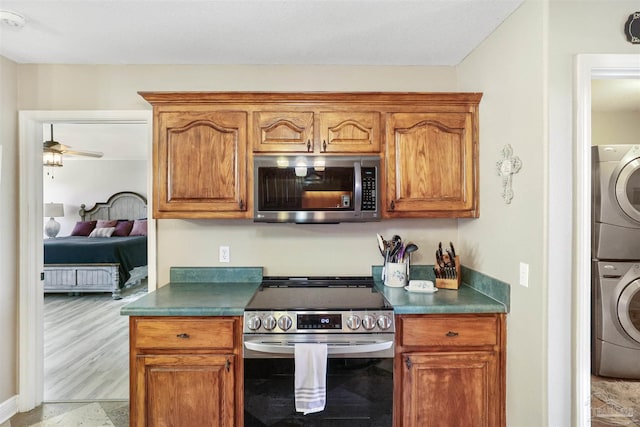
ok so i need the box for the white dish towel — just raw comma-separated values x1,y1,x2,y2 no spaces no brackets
294,343,328,415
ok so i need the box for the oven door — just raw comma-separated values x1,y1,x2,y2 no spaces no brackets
244,335,393,427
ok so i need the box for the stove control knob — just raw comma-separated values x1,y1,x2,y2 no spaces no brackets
263,315,277,331
278,315,293,331
246,315,262,331
362,315,376,330
346,315,361,330
377,315,392,330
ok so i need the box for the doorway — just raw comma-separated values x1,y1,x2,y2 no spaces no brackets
574,55,640,426
41,121,149,401
18,110,155,411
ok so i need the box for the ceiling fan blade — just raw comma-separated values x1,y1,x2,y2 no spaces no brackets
42,124,104,158
62,148,104,158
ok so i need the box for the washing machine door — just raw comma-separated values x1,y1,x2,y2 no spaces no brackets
618,278,640,344
613,149,640,224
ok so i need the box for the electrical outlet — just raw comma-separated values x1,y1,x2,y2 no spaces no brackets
219,246,230,263
519,262,529,287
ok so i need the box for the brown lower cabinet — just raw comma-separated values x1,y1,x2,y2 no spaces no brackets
129,316,243,427
129,313,505,426
394,314,506,427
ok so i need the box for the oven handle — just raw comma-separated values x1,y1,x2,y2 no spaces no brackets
244,340,393,355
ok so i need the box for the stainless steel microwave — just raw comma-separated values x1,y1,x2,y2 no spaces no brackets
253,155,381,223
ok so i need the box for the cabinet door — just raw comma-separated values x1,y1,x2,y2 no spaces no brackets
253,111,314,153
135,354,235,427
401,352,498,427
318,111,380,153
386,112,477,217
156,111,248,217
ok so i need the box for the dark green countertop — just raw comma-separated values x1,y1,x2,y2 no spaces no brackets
121,266,509,317
121,267,263,316
373,282,507,314
120,282,261,316
372,264,509,314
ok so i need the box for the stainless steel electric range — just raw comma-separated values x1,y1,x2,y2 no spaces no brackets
243,276,394,426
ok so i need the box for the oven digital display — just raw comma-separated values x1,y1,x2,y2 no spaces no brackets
297,314,342,330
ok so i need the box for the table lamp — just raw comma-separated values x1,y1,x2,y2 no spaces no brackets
44,203,64,238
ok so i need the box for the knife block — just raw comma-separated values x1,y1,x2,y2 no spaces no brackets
435,256,461,290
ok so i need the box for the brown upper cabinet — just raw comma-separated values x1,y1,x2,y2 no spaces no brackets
139,92,481,219
385,100,480,218
254,110,380,154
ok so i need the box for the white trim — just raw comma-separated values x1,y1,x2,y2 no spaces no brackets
0,395,17,424
18,110,155,411
574,54,640,427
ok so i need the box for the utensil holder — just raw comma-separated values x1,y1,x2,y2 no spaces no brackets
384,262,407,287
435,256,461,289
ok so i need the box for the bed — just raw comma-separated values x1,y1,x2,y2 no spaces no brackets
43,191,149,299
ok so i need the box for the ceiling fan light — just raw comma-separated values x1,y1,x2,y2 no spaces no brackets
43,149,63,167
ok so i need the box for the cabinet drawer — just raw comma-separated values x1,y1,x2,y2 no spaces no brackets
133,318,235,350
401,316,497,347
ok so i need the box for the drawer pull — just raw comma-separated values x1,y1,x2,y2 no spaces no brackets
446,331,459,337
176,333,190,339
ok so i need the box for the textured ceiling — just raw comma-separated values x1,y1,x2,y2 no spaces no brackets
7,2,634,158
1,0,524,66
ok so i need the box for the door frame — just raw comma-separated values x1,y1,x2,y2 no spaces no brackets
18,110,155,411
574,54,640,426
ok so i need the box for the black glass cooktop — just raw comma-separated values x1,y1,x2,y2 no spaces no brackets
245,276,390,311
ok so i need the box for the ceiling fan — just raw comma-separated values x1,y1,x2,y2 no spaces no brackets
43,124,104,165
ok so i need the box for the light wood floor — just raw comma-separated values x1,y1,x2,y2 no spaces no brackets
44,283,147,402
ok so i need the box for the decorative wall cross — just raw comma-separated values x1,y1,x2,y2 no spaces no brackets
496,144,522,204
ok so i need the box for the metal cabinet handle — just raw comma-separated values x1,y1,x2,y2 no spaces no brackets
176,333,190,339
225,359,231,372
390,200,395,211
239,199,244,210
322,140,327,152
405,356,412,370
446,331,459,337
307,140,311,152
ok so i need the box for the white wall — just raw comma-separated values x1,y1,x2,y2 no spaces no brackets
548,2,640,426
43,159,147,236
459,1,639,426
457,2,547,425
592,111,640,146
0,56,18,414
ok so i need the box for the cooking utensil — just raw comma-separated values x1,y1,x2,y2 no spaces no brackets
403,243,418,279
450,241,456,258
376,234,386,258
404,243,418,258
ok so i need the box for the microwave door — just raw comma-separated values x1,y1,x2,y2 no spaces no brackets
253,156,380,223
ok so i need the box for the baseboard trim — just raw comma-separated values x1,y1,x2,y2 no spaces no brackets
0,395,17,424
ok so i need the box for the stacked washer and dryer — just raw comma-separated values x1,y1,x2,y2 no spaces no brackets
592,144,640,379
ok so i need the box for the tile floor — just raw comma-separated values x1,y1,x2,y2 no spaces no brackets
7,401,128,427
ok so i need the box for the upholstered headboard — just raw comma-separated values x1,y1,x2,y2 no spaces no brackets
79,191,147,221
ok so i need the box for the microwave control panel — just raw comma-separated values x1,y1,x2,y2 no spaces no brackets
361,167,377,211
